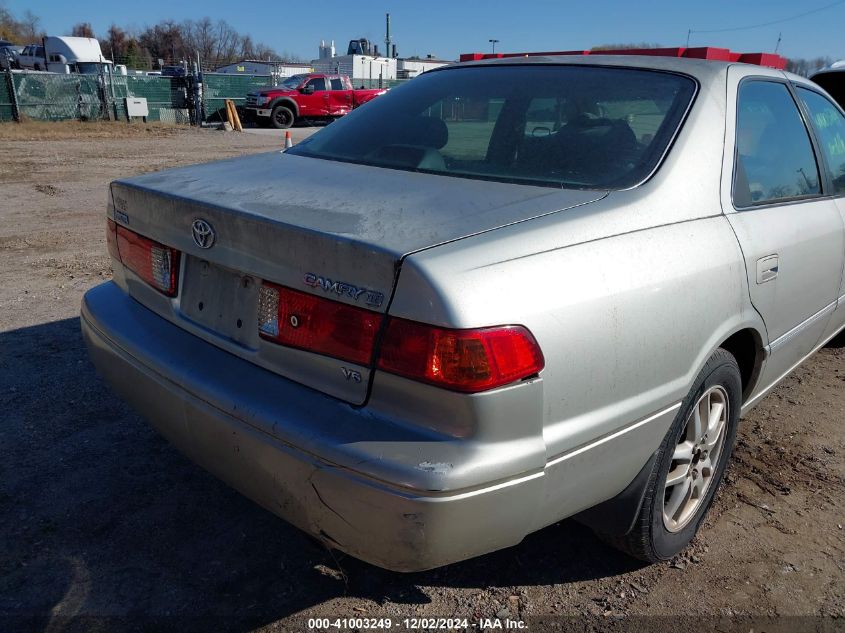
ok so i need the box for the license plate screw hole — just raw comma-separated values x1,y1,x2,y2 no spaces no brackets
198,301,204,311
236,319,243,329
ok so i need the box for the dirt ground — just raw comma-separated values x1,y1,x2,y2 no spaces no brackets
0,122,843,633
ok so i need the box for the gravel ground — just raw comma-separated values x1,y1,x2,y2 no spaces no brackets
0,123,843,633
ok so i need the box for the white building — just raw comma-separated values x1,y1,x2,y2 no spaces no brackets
311,54,397,85
214,60,313,78
397,57,452,79
311,39,451,85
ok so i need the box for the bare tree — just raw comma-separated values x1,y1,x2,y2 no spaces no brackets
101,24,128,60
183,17,215,64
20,10,43,42
240,35,255,59
213,19,240,65
4,5,280,68
71,22,95,38
786,56,834,77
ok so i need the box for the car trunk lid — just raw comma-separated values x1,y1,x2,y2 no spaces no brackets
110,151,605,404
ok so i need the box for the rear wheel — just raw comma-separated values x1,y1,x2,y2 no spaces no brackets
270,104,294,129
602,348,741,561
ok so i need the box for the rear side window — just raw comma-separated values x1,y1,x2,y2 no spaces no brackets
330,78,344,90
290,65,696,190
734,81,820,207
797,87,845,195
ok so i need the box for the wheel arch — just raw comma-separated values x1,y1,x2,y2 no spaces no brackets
575,322,766,538
718,326,766,402
269,97,299,117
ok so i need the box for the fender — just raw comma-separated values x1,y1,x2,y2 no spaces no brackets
268,97,300,117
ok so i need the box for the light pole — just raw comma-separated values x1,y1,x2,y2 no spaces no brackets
489,39,499,54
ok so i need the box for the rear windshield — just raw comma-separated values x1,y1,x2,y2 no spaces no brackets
289,65,697,189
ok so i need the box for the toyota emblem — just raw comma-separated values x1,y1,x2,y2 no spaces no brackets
191,218,215,249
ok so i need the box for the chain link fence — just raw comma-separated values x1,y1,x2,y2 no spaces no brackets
110,75,191,123
1,69,411,124
0,72,15,121
202,73,273,123
13,72,104,121
2,69,193,124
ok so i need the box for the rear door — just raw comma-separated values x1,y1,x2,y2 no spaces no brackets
722,72,844,389
795,84,845,335
328,76,352,115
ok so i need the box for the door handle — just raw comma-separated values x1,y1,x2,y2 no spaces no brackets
756,255,779,284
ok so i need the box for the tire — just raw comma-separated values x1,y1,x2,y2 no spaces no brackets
269,104,294,129
602,348,742,562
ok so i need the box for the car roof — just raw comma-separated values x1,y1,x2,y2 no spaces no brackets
444,54,793,83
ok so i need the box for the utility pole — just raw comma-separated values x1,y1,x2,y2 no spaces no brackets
489,39,499,54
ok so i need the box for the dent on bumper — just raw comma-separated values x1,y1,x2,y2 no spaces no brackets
80,282,544,571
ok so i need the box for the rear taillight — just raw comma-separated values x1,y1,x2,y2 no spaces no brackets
376,318,545,393
258,281,381,365
106,219,120,261
257,278,544,392
115,225,180,296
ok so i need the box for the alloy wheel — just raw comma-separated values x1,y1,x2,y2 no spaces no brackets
662,385,729,532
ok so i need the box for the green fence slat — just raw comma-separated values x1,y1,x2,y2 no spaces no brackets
106,75,189,123
202,73,273,122
0,74,13,121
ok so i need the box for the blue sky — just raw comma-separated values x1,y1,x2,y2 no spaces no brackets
8,0,844,61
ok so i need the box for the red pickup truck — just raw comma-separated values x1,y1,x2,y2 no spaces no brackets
244,73,386,129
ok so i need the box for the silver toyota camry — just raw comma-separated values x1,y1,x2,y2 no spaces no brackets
81,55,845,571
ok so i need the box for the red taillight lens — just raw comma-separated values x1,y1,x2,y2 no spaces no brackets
377,318,545,393
106,219,120,261
258,281,382,365
115,225,180,296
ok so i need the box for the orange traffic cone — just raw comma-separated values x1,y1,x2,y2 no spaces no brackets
284,130,293,150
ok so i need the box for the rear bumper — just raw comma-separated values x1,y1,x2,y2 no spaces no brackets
80,282,544,571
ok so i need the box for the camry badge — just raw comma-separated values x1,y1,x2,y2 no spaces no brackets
303,273,384,307
191,219,215,249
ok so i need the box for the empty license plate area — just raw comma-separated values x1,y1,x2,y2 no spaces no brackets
180,256,260,347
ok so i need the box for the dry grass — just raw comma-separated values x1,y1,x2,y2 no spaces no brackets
0,120,187,141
